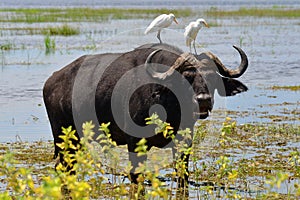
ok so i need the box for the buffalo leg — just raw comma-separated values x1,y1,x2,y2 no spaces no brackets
47,113,79,174
172,146,190,188
127,137,147,184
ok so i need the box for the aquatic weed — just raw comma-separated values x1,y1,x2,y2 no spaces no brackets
42,24,80,36
0,43,13,51
205,7,300,18
44,34,56,54
270,85,300,91
0,8,193,23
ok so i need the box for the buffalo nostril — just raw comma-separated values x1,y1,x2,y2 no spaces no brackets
195,93,211,102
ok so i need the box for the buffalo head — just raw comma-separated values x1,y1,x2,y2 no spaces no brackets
144,45,248,120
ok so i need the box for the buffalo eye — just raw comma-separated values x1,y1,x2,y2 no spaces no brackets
182,70,195,84
151,91,160,98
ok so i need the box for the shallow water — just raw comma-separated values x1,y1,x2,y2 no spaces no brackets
1,12,299,142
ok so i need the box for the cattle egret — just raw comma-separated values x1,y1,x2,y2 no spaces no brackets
184,18,209,54
145,13,178,43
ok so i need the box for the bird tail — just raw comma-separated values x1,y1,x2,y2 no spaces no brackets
144,27,151,34
145,25,159,34
185,37,192,47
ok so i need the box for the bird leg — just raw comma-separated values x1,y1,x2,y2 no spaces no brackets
157,30,162,43
193,40,197,54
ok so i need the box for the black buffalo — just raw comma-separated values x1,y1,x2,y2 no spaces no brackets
43,43,248,186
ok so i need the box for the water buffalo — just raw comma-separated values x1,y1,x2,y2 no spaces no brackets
43,43,248,186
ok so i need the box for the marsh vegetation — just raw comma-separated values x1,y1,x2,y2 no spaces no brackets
205,7,300,18
1,118,300,199
0,8,192,23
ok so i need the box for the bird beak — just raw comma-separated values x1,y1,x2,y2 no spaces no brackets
204,22,209,28
173,18,178,24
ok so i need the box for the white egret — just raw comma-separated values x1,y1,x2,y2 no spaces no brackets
145,13,178,43
184,18,209,54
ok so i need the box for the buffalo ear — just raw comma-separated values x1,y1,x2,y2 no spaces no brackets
217,78,248,96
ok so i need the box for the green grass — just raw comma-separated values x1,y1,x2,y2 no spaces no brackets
42,24,80,36
270,85,300,91
0,25,79,36
44,35,56,54
1,7,299,24
205,7,300,18
0,8,193,23
0,43,13,50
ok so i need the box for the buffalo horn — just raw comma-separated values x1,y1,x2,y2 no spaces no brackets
145,49,186,80
208,45,248,78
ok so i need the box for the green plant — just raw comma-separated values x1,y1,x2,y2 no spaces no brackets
205,7,300,18
289,151,300,177
0,8,193,23
0,152,63,199
1,117,300,199
42,24,80,36
0,43,13,51
266,172,289,190
219,117,238,147
44,34,56,54
270,85,300,91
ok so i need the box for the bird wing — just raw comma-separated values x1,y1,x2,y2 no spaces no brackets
145,14,171,34
184,22,200,46
184,23,193,37
184,24,192,46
